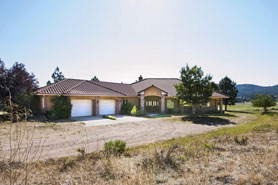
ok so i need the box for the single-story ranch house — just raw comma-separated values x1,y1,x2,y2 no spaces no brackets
36,76,228,118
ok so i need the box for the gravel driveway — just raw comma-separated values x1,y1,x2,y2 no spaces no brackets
0,116,245,160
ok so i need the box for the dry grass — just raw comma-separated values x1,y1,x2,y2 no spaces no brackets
1,104,278,184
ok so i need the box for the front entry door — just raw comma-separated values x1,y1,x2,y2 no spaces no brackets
145,96,161,113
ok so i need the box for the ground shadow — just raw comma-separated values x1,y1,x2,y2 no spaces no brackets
182,116,234,126
261,111,278,116
226,110,254,114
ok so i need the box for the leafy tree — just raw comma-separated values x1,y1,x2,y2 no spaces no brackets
175,64,213,114
47,67,65,85
252,94,276,113
0,59,7,98
0,60,38,100
91,76,99,82
211,82,219,92
219,76,238,111
46,80,52,86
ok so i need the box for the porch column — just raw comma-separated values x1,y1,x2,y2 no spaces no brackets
161,94,165,114
180,103,184,114
140,92,144,111
95,96,99,116
42,95,46,112
116,97,121,114
220,98,223,113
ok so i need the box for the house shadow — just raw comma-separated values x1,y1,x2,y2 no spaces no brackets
181,115,235,126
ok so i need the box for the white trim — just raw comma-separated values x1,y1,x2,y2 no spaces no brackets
139,91,144,95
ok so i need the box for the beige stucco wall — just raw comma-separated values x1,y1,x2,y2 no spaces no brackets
144,87,162,97
123,97,139,106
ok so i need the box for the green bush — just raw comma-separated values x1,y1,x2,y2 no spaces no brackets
102,115,116,120
131,105,147,117
120,102,133,115
14,93,41,116
104,140,126,156
48,95,72,119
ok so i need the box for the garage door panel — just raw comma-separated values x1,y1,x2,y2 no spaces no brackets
99,100,115,115
71,99,92,117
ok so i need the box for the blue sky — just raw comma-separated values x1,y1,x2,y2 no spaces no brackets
1,0,277,86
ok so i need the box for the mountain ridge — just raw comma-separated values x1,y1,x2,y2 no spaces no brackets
237,84,278,99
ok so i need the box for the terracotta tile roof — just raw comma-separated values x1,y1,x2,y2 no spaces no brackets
36,78,229,99
36,79,126,96
92,81,137,96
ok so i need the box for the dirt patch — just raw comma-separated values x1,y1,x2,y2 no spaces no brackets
0,113,252,160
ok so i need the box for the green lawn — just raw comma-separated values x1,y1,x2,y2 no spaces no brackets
130,103,278,151
227,103,278,112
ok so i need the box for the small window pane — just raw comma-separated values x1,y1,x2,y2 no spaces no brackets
167,100,174,109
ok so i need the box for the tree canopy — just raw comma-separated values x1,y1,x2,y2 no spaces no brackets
47,67,65,85
252,94,276,113
219,76,238,111
91,76,100,82
175,64,213,114
0,59,38,99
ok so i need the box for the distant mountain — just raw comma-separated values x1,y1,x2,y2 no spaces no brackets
237,84,278,99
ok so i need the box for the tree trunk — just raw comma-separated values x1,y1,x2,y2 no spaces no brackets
225,104,227,111
264,106,267,113
192,106,196,114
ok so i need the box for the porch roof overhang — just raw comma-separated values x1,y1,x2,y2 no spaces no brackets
210,92,229,99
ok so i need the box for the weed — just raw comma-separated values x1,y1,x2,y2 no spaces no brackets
154,144,179,170
104,140,126,156
203,143,214,151
177,155,187,163
76,147,86,157
234,136,248,146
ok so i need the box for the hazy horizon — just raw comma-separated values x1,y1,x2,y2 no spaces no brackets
1,0,277,87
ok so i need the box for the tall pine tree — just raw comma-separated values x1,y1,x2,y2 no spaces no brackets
219,76,238,111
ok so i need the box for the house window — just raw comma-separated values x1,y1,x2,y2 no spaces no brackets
122,99,128,104
153,101,156,106
167,100,174,109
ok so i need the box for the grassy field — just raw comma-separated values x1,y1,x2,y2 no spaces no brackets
1,103,278,184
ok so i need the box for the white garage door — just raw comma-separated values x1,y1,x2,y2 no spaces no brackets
71,99,92,117
99,99,115,115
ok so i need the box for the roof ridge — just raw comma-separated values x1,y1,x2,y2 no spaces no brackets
95,81,130,85
88,80,127,96
36,79,69,93
131,78,180,85
63,80,86,94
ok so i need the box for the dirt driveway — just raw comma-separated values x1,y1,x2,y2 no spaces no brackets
0,114,251,160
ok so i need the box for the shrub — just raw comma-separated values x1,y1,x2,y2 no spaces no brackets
234,136,248,146
48,95,72,119
131,105,147,117
120,102,133,115
104,140,126,156
166,108,173,114
14,93,41,116
102,115,116,120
